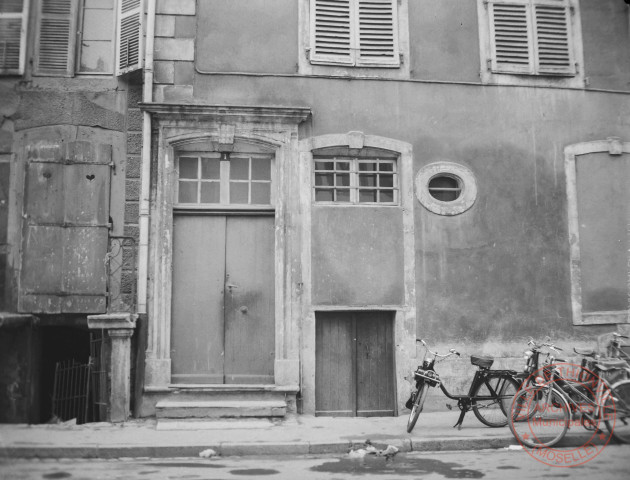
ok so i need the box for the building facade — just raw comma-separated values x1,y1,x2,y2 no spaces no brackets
1,0,629,422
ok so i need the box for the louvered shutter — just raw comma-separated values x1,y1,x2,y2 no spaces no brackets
35,0,78,77
310,0,353,65
0,0,28,75
534,0,575,75
489,0,575,76
356,0,398,66
489,1,534,74
116,0,143,75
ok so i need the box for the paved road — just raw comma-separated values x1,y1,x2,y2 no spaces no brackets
1,446,628,479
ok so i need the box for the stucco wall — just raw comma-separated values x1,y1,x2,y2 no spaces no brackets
312,206,404,306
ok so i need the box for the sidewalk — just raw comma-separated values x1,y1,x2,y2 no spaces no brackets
0,412,601,459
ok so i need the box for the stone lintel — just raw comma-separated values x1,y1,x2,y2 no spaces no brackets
87,313,138,331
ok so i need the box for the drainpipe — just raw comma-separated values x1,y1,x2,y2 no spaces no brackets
137,0,156,315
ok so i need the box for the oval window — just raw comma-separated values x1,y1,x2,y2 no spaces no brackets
415,162,477,215
428,175,462,202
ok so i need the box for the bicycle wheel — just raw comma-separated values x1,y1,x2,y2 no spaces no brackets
509,387,570,448
472,374,520,427
407,383,429,433
604,379,630,443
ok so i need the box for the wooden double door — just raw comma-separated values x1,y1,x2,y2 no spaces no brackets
171,214,275,384
315,311,396,416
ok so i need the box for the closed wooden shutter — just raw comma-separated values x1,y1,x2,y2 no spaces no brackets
357,0,398,66
489,0,575,76
115,0,143,75
534,1,574,75
489,2,533,73
310,0,353,65
310,0,399,67
19,141,112,314
0,0,28,74
34,0,78,76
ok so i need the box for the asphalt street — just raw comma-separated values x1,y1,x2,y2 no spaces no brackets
1,445,629,480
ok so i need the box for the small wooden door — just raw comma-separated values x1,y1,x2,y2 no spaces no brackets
171,215,275,384
315,311,395,416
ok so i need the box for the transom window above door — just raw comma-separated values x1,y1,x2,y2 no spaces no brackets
313,147,399,205
176,153,274,207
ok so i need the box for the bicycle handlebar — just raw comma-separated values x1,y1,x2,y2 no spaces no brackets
416,338,461,358
527,337,563,352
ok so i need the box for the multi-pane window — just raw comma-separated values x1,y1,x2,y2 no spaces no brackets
0,0,28,75
314,154,398,204
487,0,576,76
310,0,400,67
33,0,142,77
176,153,273,206
77,0,115,74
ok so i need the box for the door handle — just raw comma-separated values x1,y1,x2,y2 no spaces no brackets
226,283,239,289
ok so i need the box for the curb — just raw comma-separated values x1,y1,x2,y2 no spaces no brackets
0,437,516,459
0,433,610,459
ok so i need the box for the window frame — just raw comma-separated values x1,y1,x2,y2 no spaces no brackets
0,0,29,75
174,151,276,210
75,0,117,75
33,0,143,78
415,162,477,216
299,0,410,78
309,0,400,68
313,153,400,206
476,0,585,87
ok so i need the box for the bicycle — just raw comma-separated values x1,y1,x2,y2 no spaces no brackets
509,349,630,447
406,339,520,433
516,337,565,387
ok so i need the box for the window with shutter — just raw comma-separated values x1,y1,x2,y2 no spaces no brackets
115,0,143,76
310,0,399,67
0,0,28,75
487,0,576,77
33,0,143,77
35,0,79,77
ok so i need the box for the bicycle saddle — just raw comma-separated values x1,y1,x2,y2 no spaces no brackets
574,347,596,357
596,358,628,371
470,355,493,369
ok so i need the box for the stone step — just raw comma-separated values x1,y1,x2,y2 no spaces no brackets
155,400,287,419
157,385,297,403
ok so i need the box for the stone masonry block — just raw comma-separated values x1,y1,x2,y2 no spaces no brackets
125,179,141,201
154,61,175,84
175,15,196,38
121,271,135,294
157,0,196,15
126,109,143,131
154,38,194,61
127,132,143,154
126,155,142,178
155,14,175,37
127,85,143,109
174,62,194,86
125,201,139,224
162,85,193,103
123,224,139,241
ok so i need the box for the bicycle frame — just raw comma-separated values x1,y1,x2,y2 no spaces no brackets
536,364,612,430
413,340,517,428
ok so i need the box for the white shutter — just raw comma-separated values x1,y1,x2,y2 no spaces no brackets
0,0,28,74
310,0,353,65
534,1,575,75
116,0,143,75
356,0,398,66
35,0,79,76
489,0,576,76
489,1,533,74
